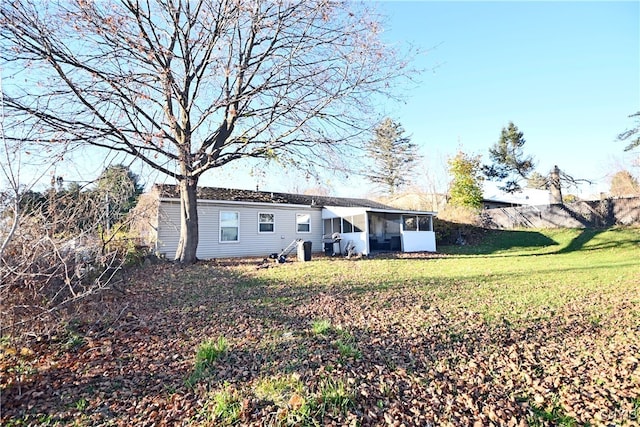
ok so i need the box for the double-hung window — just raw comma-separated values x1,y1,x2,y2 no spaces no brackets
258,212,275,233
220,211,239,242
296,213,311,233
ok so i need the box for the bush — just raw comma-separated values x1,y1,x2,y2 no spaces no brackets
0,217,127,341
434,215,488,246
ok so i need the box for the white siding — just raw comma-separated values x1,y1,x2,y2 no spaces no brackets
157,200,323,259
402,231,436,252
156,202,182,259
338,232,368,255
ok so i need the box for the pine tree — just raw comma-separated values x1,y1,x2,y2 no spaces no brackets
95,164,144,228
483,122,535,193
365,118,419,195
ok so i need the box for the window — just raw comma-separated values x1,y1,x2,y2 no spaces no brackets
403,216,417,231
323,217,342,235
296,213,311,233
402,215,432,232
342,217,353,233
324,215,365,235
220,211,239,242
352,214,365,232
419,215,432,232
258,212,274,233
323,218,332,235
332,217,340,234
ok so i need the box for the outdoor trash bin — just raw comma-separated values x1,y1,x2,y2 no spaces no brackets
297,240,312,262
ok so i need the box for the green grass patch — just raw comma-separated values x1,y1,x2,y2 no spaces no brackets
311,319,332,335
196,336,228,367
250,227,640,325
199,384,242,425
315,378,354,417
254,374,312,424
254,374,305,404
528,401,579,427
335,340,361,360
187,336,229,386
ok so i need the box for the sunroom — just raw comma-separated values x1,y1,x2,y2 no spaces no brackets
322,206,436,256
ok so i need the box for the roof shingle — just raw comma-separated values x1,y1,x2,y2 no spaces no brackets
154,184,392,209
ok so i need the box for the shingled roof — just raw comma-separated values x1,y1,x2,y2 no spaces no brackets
154,184,392,209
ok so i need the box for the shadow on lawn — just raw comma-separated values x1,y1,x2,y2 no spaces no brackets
550,228,640,254
554,228,602,254
441,227,640,257
439,229,558,255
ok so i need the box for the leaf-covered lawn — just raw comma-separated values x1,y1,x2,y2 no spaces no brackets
2,228,639,426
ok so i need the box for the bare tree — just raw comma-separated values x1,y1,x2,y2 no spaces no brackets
0,71,70,259
0,0,414,264
0,111,102,340
1,170,146,340
609,170,640,197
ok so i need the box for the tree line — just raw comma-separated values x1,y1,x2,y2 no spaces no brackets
365,116,639,213
11,165,143,238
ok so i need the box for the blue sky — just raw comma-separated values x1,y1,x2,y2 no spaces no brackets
201,0,639,197
370,0,639,196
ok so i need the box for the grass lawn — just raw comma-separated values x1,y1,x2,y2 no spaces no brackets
1,227,639,426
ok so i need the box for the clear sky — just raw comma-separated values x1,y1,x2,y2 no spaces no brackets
372,0,640,197
13,1,639,199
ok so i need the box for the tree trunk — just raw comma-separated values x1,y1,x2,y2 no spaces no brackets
175,178,199,264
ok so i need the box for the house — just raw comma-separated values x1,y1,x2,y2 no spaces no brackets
143,184,437,259
482,182,552,209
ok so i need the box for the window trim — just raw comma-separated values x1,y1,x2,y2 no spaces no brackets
296,212,311,233
219,210,240,243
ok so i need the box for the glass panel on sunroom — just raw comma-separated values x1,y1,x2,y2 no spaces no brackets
418,215,432,231
403,215,417,231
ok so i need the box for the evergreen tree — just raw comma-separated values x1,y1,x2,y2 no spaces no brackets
483,122,535,193
365,118,419,195
94,165,144,229
447,151,484,210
